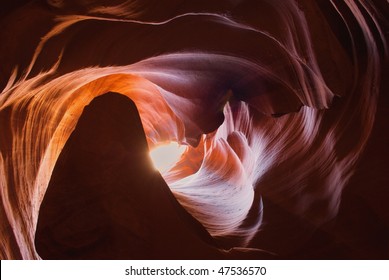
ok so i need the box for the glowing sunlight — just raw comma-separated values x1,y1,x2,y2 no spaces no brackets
149,142,187,173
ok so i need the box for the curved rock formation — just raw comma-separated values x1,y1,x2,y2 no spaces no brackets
0,0,388,259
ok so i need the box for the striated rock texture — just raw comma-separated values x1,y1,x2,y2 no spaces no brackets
0,0,388,259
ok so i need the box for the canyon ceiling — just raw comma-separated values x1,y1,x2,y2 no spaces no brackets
0,0,388,259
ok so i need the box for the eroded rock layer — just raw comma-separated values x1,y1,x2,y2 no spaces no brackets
0,0,388,259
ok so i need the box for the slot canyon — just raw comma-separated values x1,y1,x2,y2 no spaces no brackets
0,0,388,259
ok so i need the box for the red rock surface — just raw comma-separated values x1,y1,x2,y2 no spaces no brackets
0,0,387,259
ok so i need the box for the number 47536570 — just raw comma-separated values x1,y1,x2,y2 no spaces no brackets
217,266,266,276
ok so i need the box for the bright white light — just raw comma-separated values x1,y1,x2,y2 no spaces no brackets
150,142,187,173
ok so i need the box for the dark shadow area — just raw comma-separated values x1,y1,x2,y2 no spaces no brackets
35,92,223,259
